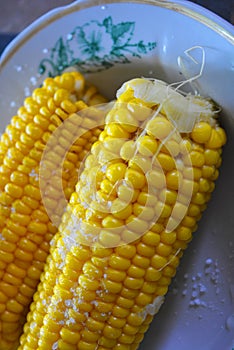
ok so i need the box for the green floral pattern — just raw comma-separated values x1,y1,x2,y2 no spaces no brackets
38,16,157,76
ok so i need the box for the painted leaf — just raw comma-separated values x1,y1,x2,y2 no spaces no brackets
51,38,70,70
111,22,135,46
103,17,113,34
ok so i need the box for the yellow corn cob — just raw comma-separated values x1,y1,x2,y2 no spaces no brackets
19,78,226,350
0,71,106,350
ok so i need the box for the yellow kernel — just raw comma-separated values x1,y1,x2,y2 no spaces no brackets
10,171,28,186
157,153,175,171
192,192,206,205
3,272,22,286
24,97,39,114
24,184,41,200
160,231,177,245
117,183,139,203
114,107,139,133
171,202,188,220
137,192,157,206
102,216,124,229
155,201,172,219
146,169,165,189
86,318,105,332
159,188,177,205
54,88,70,105
146,117,173,139
10,212,31,226
77,341,97,350
136,135,158,156
1,310,20,322
181,215,196,227
112,305,130,318
57,340,76,350
125,168,145,189
142,231,160,246
25,123,43,140
129,155,152,174
202,165,215,178
126,215,149,234
0,240,16,253
0,281,18,298
112,201,132,220
103,138,126,155
161,139,180,157
121,287,138,300
199,178,210,192
118,334,135,344
102,279,122,293
206,128,226,148
81,329,100,342
115,245,136,259
176,226,192,241
188,203,201,217
0,250,14,264
216,126,227,145
183,166,202,181
27,265,42,280
106,268,126,282
100,179,116,195
132,254,150,268
180,178,198,196
109,255,131,270
106,162,127,184
127,313,143,326
6,299,24,313
127,265,145,278
151,254,168,269
189,151,205,167
133,203,155,221
4,183,23,199
156,242,172,256
98,230,120,247
78,275,99,291
191,122,212,143
204,149,220,165
106,123,130,138
151,223,164,233
120,140,136,160
137,242,155,257
144,267,162,282
103,324,122,339
82,261,102,279
124,276,144,289
98,337,117,348
15,247,33,262
166,170,182,190
135,292,152,307
108,315,126,328
121,229,140,243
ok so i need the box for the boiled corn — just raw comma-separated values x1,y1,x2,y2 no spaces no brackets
19,78,226,350
0,71,106,350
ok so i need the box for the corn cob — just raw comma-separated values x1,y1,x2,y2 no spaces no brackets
19,78,226,350
0,71,106,350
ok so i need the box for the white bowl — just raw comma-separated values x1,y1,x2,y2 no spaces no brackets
0,1,233,349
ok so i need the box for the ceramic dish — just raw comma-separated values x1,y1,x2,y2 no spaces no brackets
0,1,233,349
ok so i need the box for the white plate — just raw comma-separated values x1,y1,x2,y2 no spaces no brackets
0,1,233,349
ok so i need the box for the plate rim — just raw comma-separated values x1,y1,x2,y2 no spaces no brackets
0,0,233,70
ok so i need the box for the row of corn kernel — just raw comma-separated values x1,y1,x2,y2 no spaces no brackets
0,72,106,350
19,99,225,350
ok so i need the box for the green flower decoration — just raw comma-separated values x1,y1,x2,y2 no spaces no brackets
39,16,157,76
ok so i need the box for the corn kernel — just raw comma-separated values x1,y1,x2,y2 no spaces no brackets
146,117,173,139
